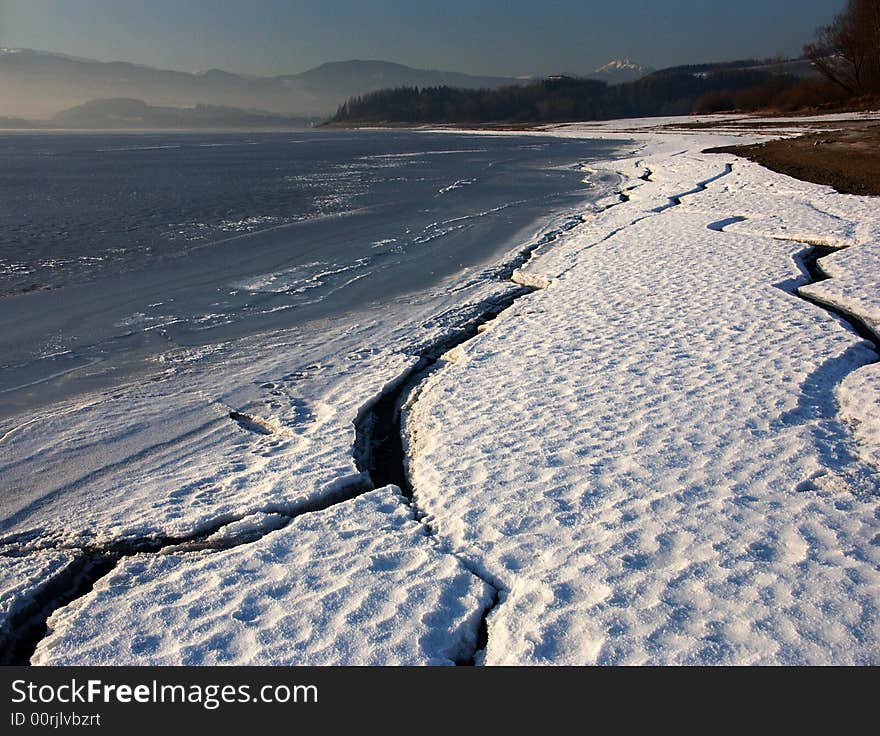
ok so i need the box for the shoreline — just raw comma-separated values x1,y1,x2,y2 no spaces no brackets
338,111,880,197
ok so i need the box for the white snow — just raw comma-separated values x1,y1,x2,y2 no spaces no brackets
594,59,653,77
596,60,647,72
32,488,493,665
0,339,408,545
193,512,289,547
837,364,880,470
406,116,880,664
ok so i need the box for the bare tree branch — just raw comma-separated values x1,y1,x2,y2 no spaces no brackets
805,0,880,95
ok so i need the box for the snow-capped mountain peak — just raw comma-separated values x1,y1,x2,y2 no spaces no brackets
595,59,645,72
592,59,654,83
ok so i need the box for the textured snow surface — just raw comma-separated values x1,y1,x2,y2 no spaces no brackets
0,343,409,544
837,364,880,470
32,488,494,665
407,123,880,664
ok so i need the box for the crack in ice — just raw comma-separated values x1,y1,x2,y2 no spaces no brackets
651,163,733,213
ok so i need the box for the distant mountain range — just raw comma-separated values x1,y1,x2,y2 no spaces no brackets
5,48,805,129
330,58,820,126
0,49,531,119
0,48,661,122
287,60,525,101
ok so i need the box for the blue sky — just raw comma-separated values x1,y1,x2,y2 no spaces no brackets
0,0,847,76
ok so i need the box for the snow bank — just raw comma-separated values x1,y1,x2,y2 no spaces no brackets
0,341,411,545
801,244,880,338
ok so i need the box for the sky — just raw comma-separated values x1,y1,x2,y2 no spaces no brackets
0,0,848,78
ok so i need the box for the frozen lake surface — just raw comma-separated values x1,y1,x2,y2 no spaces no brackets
0,130,619,419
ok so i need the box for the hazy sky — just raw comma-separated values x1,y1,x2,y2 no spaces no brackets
0,0,847,77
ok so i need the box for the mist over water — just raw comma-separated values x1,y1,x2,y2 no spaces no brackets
0,129,619,419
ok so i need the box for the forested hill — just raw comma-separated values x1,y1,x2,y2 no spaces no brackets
329,69,805,125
